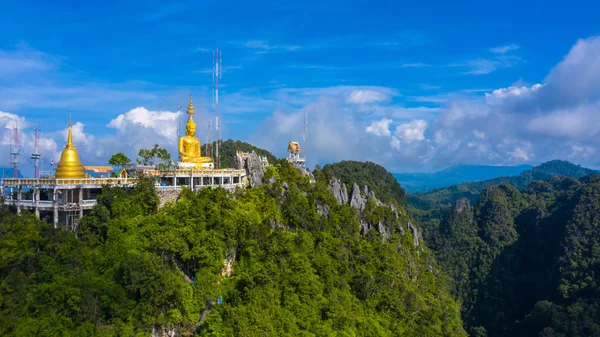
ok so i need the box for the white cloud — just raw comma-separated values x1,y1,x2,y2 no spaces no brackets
401,63,431,68
0,44,57,76
490,44,520,54
527,104,600,139
454,51,521,76
508,146,531,161
107,107,181,139
0,111,29,130
390,136,401,150
347,90,391,104
0,111,60,176
485,84,543,104
242,40,300,52
473,130,485,139
394,120,427,143
365,118,392,137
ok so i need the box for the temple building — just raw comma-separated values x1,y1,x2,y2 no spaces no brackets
1,99,248,229
286,140,306,167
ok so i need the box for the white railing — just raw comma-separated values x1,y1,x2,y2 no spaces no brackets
81,199,97,207
1,177,136,186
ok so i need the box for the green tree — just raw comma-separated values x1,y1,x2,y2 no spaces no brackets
137,144,172,169
108,152,131,170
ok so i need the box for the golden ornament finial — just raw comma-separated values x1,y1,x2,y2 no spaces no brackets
186,94,195,115
67,114,73,147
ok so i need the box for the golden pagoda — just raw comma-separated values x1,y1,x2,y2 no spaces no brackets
55,117,85,178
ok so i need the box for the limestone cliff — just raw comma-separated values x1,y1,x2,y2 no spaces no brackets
325,178,420,246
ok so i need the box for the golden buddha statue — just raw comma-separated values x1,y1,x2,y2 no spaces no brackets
55,117,85,178
178,95,212,166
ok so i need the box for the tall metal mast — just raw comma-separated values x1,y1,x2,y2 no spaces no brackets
176,105,182,161
31,127,41,178
10,122,20,178
206,122,212,159
303,109,307,163
213,49,222,169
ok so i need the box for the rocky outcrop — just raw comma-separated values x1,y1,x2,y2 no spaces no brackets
349,183,367,211
324,179,418,246
316,200,330,217
328,179,348,205
455,197,471,214
243,152,265,188
233,152,245,170
408,220,419,247
151,325,179,337
298,166,316,183
157,188,180,208
271,219,295,232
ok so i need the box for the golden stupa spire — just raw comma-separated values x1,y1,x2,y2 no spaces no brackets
186,94,196,127
67,114,73,147
55,115,85,179
186,94,195,115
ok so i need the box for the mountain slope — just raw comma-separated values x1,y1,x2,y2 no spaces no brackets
410,160,597,208
424,174,600,337
394,164,533,193
0,160,465,336
322,160,407,205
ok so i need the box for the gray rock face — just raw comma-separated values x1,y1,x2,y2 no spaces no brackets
297,166,316,183
245,152,265,188
362,185,369,195
455,198,472,214
233,153,245,170
328,179,348,205
377,221,390,239
408,220,419,247
316,200,330,217
271,219,295,231
151,326,179,337
350,183,367,211
267,176,277,184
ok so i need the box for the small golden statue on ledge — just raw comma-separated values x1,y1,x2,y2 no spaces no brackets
178,95,212,166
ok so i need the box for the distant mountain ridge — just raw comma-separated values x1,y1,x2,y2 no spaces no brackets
409,160,598,208
394,164,533,193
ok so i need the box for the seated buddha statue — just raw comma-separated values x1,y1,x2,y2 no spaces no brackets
178,96,212,165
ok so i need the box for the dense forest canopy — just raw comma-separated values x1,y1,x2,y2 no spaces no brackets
204,139,277,168
0,160,464,336
420,174,600,337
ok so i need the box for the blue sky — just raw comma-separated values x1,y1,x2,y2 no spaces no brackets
1,0,600,175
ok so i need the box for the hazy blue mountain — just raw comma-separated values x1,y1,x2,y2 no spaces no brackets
394,164,533,193
409,160,599,208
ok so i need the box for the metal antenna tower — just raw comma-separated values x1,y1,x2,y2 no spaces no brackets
303,109,307,163
213,48,222,169
9,122,20,178
206,122,212,158
176,105,182,160
31,127,41,178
